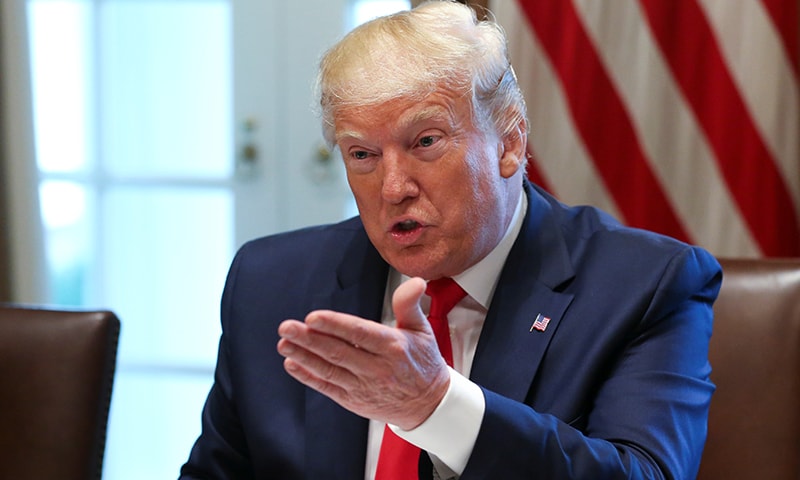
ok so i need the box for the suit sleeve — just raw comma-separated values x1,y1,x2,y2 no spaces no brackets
461,246,721,480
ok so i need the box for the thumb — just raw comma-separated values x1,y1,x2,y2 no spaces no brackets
392,277,429,332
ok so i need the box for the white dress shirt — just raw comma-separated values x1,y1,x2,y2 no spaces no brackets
364,193,527,480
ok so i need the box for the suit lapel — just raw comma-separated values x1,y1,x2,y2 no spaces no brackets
305,224,389,479
470,183,575,402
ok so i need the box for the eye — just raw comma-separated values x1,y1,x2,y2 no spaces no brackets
418,135,438,148
344,147,379,173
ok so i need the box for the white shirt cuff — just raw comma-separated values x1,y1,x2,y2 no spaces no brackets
388,367,485,475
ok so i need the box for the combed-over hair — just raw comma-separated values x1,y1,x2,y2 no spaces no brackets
316,0,527,147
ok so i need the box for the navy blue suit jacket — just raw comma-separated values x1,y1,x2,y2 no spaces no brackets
180,182,721,479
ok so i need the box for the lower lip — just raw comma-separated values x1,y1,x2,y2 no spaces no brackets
389,225,425,245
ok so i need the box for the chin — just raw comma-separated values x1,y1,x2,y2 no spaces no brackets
388,254,449,280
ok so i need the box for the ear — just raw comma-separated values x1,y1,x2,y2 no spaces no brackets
498,118,528,179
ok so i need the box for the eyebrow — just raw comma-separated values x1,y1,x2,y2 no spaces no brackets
334,103,458,144
402,105,455,130
334,129,365,143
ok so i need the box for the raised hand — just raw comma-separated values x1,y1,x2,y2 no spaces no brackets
276,277,450,430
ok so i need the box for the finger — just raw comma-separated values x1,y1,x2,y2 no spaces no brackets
278,318,373,366
392,277,428,332
278,336,359,387
281,354,351,401
303,310,393,353
277,319,370,393
279,317,395,391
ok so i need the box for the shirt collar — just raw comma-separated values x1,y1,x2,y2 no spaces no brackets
452,192,527,310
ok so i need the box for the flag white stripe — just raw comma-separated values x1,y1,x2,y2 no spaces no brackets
573,0,760,256
498,0,623,220
697,0,800,217
494,0,798,257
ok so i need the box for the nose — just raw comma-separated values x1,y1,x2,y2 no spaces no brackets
380,149,419,205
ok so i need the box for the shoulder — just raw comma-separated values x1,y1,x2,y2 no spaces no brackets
220,216,370,301
532,183,718,274
219,216,382,327
524,183,721,300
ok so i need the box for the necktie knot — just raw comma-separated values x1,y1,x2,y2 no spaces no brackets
425,277,467,320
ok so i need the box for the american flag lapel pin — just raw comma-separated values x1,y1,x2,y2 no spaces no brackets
530,313,551,332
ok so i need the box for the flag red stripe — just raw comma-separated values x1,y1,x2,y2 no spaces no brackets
518,1,691,242
759,0,800,78
640,0,800,257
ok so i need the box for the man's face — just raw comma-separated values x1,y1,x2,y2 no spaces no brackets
334,87,523,280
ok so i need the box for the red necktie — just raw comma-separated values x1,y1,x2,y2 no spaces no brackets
374,278,467,480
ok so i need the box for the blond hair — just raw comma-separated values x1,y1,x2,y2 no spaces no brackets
317,0,527,146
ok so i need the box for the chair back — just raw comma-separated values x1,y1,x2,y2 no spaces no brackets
697,258,800,479
0,305,120,480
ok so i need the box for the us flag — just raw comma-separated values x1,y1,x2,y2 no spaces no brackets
492,0,800,258
530,313,552,332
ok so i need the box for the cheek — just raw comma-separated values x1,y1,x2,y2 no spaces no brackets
438,183,488,240
450,171,504,236
346,174,384,233
346,171,379,203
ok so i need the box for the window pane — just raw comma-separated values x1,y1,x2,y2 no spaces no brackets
104,372,213,480
99,1,232,178
28,1,93,173
39,180,93,305
102,186,232,366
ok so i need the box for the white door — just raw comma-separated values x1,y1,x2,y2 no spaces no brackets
231,0,358,247
26,0,407,478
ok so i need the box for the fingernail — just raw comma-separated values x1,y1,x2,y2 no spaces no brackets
279,342,295,355
305,313,321,328
284,359,298,372
280,322,297,339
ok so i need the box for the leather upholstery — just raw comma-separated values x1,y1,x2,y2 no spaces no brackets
0,305,120,480
698,258,800,479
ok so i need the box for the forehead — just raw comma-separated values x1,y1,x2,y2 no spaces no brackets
333,90,472,142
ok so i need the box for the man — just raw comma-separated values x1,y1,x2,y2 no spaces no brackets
180,2,721,479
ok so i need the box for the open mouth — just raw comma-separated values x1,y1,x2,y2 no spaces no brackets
393,219,421,233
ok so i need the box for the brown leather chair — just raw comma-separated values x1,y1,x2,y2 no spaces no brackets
697,258,800,479
0,305,120,480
